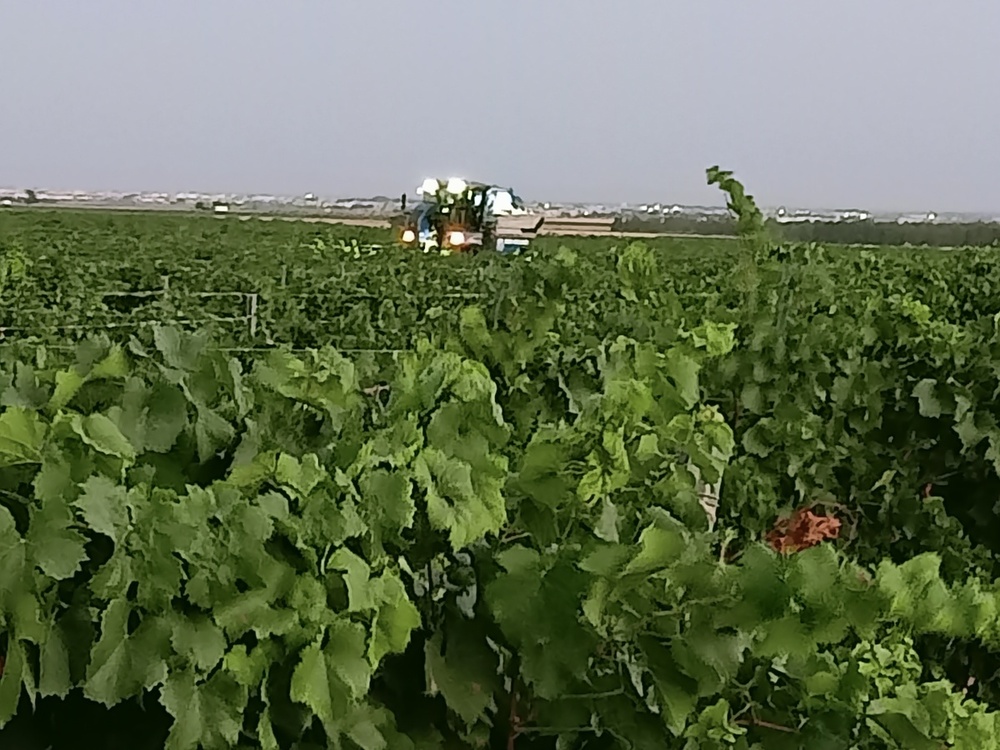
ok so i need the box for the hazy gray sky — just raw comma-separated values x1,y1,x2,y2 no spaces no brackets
3,2,998,212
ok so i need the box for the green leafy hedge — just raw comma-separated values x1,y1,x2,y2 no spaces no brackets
4,172,1000,748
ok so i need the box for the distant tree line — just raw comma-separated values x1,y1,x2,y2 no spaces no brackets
612,214,1000,248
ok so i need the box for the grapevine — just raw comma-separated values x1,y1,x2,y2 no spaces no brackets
2,170,1000,748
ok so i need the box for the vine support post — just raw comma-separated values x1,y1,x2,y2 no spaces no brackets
247,293,259,338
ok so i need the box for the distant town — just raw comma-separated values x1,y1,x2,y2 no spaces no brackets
1,186,996,226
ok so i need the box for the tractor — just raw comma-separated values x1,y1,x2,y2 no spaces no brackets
397,178,543,254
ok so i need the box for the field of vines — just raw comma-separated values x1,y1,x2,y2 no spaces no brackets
5,170,1000,749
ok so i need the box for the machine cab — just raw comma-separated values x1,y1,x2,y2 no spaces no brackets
484,187,526,217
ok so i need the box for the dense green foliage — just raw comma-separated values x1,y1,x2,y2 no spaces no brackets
4,174,1000,748
612,212,1000,249
4,209,1000,350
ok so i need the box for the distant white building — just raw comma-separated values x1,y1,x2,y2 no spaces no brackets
897,212,936,224
838,210,871,221
41,191,75,201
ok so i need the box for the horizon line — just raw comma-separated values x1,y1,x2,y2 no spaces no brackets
0,184,996,219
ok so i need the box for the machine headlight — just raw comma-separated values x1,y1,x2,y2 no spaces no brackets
446,178,467,194
447,231,465,246
419,178,439,195
401,229,416,243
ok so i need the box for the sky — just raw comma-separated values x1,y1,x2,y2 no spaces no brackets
2,1,998,213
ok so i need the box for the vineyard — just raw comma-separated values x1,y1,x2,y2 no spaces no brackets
4,170,1000,749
